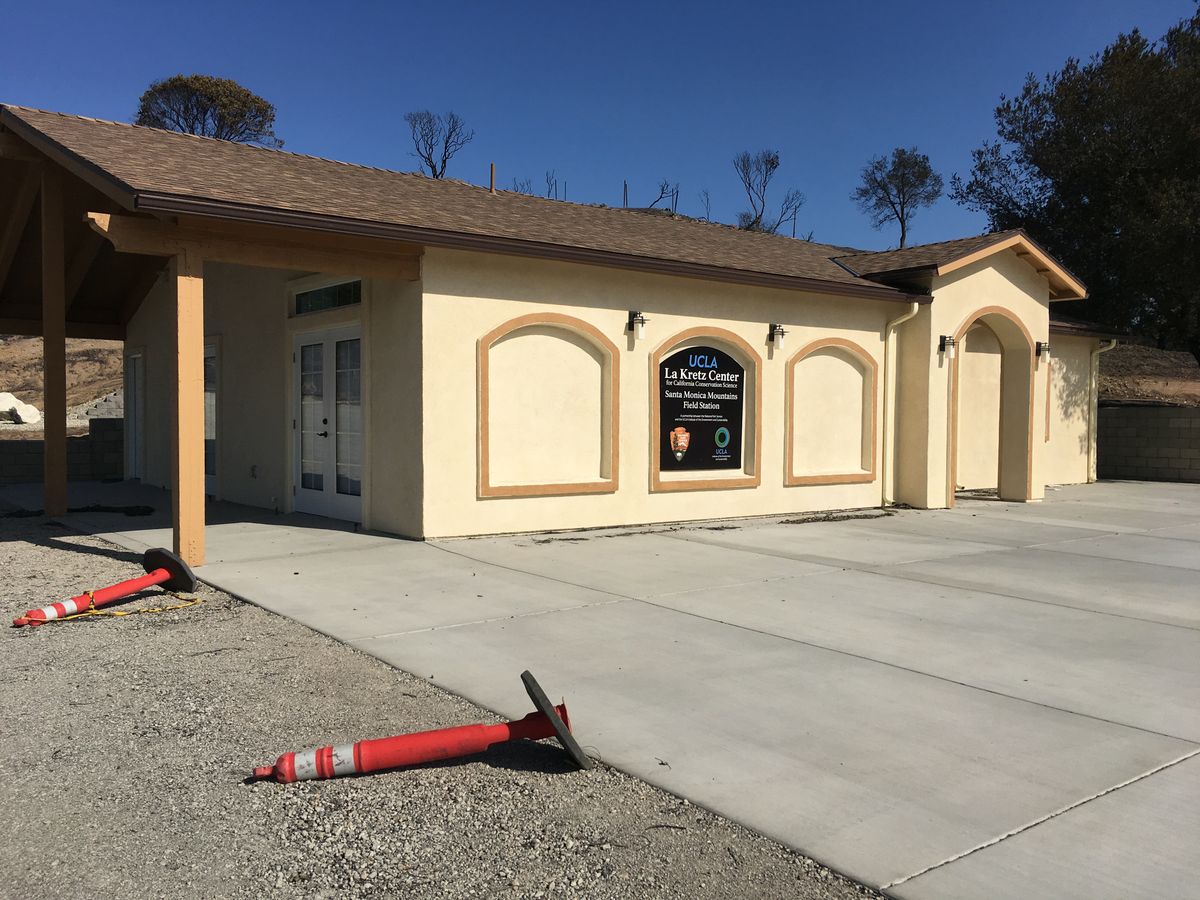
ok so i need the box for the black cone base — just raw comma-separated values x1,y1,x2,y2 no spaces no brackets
142,547,198,593
521,669,592,770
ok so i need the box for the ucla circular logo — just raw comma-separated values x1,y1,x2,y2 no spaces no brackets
714,427,731,448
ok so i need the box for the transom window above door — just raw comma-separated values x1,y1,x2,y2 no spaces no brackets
295,280,361,316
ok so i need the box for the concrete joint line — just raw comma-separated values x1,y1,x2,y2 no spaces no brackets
429,542,633,603
194,538,394,568
651,569,833,599
883,746,1200,890
352,597,627,643
662,530,1005,573
859,565,1200,633
1029,541,1200,575
631,596,1196,742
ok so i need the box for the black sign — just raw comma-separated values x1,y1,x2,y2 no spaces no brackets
659,346,745,471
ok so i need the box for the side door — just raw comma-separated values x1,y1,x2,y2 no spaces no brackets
292,326,363,521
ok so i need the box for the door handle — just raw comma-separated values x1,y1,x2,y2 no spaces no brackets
317,430,329,437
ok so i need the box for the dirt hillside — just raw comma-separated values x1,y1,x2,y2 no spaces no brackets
1099,343,1200,406
0,335,124,410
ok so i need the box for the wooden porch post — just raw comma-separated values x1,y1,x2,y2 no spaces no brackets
40,169,67,517
171,250,205,566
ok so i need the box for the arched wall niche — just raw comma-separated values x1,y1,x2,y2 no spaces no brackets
478,312,619,498
785,338,878,486
649,327,761,493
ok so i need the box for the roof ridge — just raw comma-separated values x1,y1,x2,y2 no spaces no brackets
2,104,855,257
0,103,433,179
453,179,847,254
834,229,1023,260
0,103,929,298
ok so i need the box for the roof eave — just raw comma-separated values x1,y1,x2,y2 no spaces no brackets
935,231,1088,300
0,107,138,211
1049,321,1125,340
135,191,929,304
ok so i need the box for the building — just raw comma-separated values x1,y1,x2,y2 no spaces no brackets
0,105,1114,566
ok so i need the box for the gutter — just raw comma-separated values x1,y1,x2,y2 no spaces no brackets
1,106,928,304
133,192,929,305
881,301,921,504
1088,339,1118,482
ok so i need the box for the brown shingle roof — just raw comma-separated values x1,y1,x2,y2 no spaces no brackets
834,229,1087,300
0,105,914,302
1049,313,1124,339
833,231,1024,276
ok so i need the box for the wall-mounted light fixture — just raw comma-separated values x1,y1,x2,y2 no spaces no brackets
1036,340,1052,361
938,335,957,359
768,323,787,351
626,310,648,340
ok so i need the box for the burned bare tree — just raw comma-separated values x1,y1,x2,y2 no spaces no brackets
649,179,680,211
545,170,559,199
697,189,712,221
403,110,474,179
733,150,804,234
511,177,535,195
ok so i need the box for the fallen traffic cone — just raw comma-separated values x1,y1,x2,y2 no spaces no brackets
251,670,592,783
12,547,197,627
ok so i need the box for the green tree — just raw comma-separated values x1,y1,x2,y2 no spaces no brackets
951,9,1200,359
853,147,943,248
135,75,283,148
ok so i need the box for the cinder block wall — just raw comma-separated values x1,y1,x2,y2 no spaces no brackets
0,418,124,485
1097,404,1200,483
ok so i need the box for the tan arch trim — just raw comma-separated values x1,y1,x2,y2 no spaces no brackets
784,338,879,486
937,233,1087,301
478,312,620,499
649,326,762,493
947,305,1036,507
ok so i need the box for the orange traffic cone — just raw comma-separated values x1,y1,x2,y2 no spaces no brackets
252,671,591,782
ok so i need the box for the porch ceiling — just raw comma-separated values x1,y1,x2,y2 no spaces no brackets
0,151,165,340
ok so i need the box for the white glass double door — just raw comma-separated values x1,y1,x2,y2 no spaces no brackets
293,325,363,522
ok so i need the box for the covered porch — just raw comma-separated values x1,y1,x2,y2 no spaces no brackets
0,112,421,565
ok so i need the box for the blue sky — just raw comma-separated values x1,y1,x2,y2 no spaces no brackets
1,0,1190,249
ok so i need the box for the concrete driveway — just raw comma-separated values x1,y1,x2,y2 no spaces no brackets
6,480,1198,898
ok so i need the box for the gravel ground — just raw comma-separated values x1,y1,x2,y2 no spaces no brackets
0,515,879,900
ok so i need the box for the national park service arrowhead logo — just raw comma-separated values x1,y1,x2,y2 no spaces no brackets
670,426,690,461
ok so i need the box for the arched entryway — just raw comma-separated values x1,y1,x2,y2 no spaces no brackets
948,306,1035,506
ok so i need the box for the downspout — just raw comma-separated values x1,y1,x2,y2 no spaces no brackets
1087,339,1118,482
881,301,921,504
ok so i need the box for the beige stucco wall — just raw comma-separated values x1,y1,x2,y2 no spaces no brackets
123,271,172,491
418,247,894,538
1042,333,1095,485
125,262,293,510
125,263,423,531
123,241,1096,541
955,324,1002,490
488,328,607,486
894,250,1054,508
204,264,292,510
791,349,870,475
361,276,423,536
